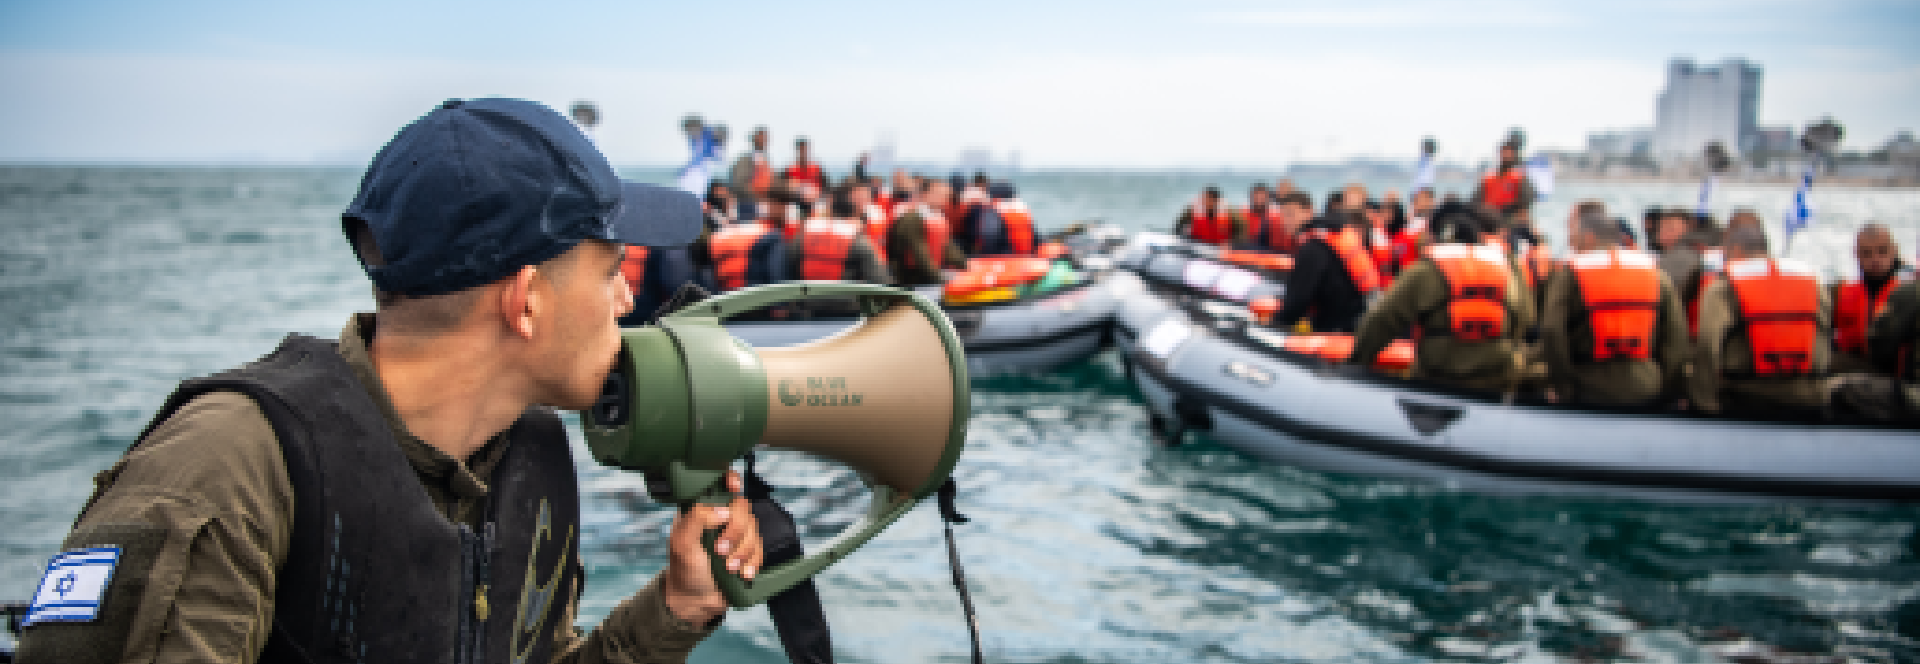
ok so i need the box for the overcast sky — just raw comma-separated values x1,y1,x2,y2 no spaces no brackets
1,0,1914,167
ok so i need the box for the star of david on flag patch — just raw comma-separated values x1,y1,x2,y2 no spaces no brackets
24,547,122,627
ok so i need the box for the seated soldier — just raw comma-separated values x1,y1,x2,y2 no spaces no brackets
1352,225,1535,393
1539,208,1691,407
1832,223,1913,370
793,193,892,284
1173,187,1243,247
1689,226,1836,419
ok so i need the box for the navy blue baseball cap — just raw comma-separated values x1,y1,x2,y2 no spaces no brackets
344,97,701,297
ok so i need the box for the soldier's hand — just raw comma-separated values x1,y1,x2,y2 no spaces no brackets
661,471,762,625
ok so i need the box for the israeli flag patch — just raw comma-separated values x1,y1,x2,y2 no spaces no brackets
24,547,122,627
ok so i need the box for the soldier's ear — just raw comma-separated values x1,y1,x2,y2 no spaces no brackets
501,266,541,340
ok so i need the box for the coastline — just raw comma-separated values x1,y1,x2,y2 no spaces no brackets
1552,172,1920,189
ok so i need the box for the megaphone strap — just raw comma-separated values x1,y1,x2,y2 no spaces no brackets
939,478,986,664
742,454,836,664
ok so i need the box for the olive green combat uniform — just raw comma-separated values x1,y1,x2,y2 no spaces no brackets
885,210,967,286
1689,279,1836,419
17,315,716,664
1351,254,1536,392
1537,258,1692,407
1866,280,1920,416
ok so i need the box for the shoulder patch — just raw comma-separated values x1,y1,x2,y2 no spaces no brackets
24,548,122,627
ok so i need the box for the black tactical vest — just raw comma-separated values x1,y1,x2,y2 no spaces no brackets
140,334,581,664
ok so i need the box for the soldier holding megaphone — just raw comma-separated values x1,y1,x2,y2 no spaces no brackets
14,98,764,663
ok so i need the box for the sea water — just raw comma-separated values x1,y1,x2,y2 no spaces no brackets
2,165,1917,663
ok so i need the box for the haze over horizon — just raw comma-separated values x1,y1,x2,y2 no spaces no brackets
1,0,1914,168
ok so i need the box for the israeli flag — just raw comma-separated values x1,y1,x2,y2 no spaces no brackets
25,547,122,626
1525,154,1554,200
676,127,724,195
1784,163,1815,237
1411,154,1437,193
1697,175,1716,217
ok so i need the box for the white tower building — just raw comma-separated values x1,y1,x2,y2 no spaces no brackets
1652,58,1761,163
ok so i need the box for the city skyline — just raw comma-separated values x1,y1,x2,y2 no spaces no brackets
1,0,1914,168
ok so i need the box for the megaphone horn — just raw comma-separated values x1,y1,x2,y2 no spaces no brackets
583,282,970,607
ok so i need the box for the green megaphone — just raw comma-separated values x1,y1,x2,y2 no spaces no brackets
582,282,970,607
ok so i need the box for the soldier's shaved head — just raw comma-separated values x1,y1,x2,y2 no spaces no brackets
1856,223,1900,280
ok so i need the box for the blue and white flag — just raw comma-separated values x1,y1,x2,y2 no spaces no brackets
1783,162,1815,238
1410,154,1437,193
1525,154,1554,201
25,547,122,627
1697,175,1716,218
676,127,724,195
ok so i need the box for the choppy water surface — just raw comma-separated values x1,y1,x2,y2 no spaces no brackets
3,166,1918,663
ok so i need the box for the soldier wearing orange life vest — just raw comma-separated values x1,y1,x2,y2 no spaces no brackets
1832,224,1912,367
1236,185,1276,250
1472,139,1534,219
1352,209,1535,392
1263,190,1313,253
728,126,774,212
708,191,794,292
845,181,894,264
1539,208,1692,407
986,182,1037,255
782,137,825,206
1688,226,1836,419
793,196,891,283
886,178,967,286
1273,209,1384,334
1174,187,1245,246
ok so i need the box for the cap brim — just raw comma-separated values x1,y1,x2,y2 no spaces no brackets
605,181,703,248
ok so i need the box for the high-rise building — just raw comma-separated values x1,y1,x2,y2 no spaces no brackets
1652,58,1761,161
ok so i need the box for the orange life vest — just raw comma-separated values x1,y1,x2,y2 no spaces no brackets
1567,249,1661,362
1833,273,1912,355
994,199,1037,255
783,162,823,190
743,152,774,195
1368,227,1393,281
799,220,860,281
1426,244,1510,342
1238,206,1272,244
1308,227,1383,294
710,223,774,291
1266,217,1298,254
1480,169,1524,211
1187,204,1232,245
619,246,649,297
1725,259,1822,377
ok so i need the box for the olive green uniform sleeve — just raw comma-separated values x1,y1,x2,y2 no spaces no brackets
549,577,715,664
1352,261,1442,366
1868,280,1920,376
1537,267,1579,393
18,391,292,664
887,212,937,285
941,232,968,269
848,237,894,285
1689,281,1735,414
1653,277,1693,396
